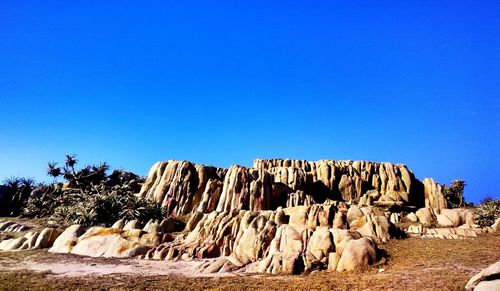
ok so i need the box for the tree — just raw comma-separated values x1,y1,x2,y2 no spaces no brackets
443,179,466,208
47,162,62,182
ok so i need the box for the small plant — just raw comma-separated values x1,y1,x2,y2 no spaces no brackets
443,179,466,208
474,197,500,227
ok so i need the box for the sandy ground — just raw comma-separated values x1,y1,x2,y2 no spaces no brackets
0,233,499,290
0,251,239,278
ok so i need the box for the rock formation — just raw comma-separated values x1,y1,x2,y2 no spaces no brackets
138,159,446,217
143,202,390,274
0,227,60,251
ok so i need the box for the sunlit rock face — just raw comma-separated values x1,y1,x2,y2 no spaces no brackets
143,202,391,274
138,158,444,216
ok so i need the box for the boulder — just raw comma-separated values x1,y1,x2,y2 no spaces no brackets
406,212,418,223
71,228,151,258
33,228,61,249
465,260,500,290
306,226,334,262
111,219,126,229
347,206,364,226
327,252,341,271
492,217,500,232
415,208,434,225
336,237,378,272
123,220,141,230
0,237,27,251
49,225,85,253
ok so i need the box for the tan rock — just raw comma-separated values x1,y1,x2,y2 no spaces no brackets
71,232,150,258
336,237,378,272
423,178,447,209
406,212,418,222
492,217,500,232
416,208,434,225
465,260,500,290
49,225,84,253
0,237,27,251
33,228,61,249
327,252,341,271
123,220,141,230
306,226,334,262
111,219,126,229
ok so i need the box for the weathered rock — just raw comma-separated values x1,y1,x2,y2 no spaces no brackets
390,213,400,224
327,252,341,271
406,212,418,223
0,236,27,251
436,208,474,227
70,227,156,258
111,219,126,229
258,250,304,274
354,214,392,243
336,237,378,271
347,206,364,226
465,260,500,290
0,221,29,233
416,208,434,225
138,159,429,217
123,220,141,231
33,228,60,249
332,229,362,255
49,225,85,253
185,211,204,232
306,226,334,263
142,220,160,233
492,217,500,232
407,224,423,235
19,231,40,250
423,178,447,209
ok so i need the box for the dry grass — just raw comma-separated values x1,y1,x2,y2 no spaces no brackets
0,233,499,290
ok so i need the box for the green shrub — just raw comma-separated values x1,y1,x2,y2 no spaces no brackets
20,154,167,227
474,197,500,227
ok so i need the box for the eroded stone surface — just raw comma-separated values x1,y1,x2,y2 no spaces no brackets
138,159,431,216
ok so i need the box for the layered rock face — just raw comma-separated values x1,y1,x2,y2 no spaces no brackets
138,158,447,216
144,202,391,274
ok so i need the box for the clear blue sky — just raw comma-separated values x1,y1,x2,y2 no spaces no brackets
1,1,498,204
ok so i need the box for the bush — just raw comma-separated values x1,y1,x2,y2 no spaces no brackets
0,177,37,216
474,197,500,227
19,154,167,227
443,180,466,208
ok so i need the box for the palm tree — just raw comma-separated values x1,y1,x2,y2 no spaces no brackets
64,154,79,186
65,154,78,169
47,162,62,182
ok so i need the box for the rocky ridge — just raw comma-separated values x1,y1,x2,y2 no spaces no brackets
138,159,447,216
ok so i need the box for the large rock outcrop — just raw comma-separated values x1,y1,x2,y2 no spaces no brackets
144,202,390,274
138,159,433,216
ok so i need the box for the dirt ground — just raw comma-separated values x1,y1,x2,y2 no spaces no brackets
0,233,499,291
